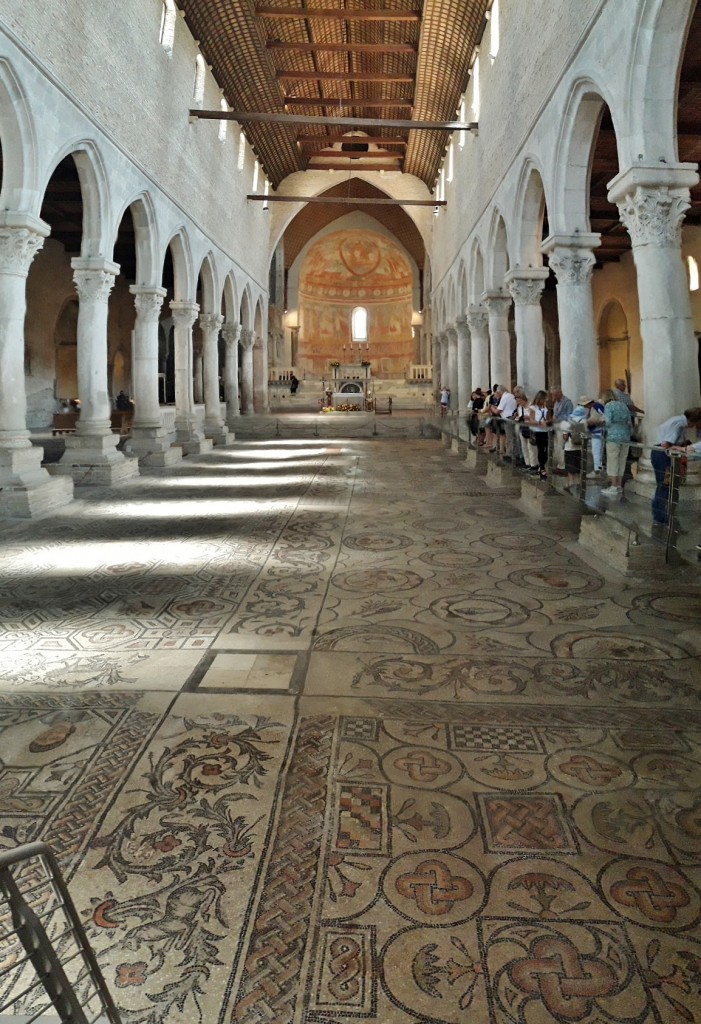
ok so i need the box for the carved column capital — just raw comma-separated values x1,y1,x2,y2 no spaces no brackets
130,285,167,322
199,312,224,336
0,215,49,277
547,248,596,285
239,328,255,351
482,293,512,317
466,305,488,332
616,185,690,248
170,300,200,330
507,277,546,306
71,258,119,303
455,315,470,339
222,322,241,346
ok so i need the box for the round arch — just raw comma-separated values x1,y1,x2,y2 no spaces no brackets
240,287,252,330
222,272,239,322
627,0,696,166
112,192,159,287
0,58,37,210
196,254,218,314
486,208,510,289
552,77,621,233
512,160,550,267
597,299,630,386
162,230,194,301
40,140,110,255
469,238,485,303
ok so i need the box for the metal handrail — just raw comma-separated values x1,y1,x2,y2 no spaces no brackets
0,842,122,1024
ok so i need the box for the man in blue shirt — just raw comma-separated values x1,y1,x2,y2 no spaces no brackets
651,407,701,527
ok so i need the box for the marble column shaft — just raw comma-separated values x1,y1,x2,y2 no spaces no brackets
466,306,490,391
446,328,458,411
483,292,512,389
240,328,255,416
612,179,700,434
506,272,548,397
71,257,119,436
455,317,472,417
130,286,166,429
200,313,224,428
544,239,599,403
0,216,49,446
222,322,241,421
170,300,199,435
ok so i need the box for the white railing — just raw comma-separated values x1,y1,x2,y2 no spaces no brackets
407,363,433,381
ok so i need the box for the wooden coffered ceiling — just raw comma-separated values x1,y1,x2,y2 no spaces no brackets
177,0,490,190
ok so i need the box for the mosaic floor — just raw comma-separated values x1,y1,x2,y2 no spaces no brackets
1,434,701,1024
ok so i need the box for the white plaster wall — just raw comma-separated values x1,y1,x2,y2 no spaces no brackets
0,2,269,294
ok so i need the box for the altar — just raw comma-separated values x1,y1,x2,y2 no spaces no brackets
323,366,372,410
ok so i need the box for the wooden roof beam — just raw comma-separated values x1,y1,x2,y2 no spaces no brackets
284,98,413,108
256,6,421,20
297,136,407,146
305,161,402,171
191,110,478,131
276,71,415,83
268,42,417,54
248,195,445,205
308,152,403,160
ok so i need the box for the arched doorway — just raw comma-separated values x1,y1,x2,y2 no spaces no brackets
598,299,629,386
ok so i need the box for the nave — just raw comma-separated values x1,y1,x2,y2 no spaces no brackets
1,432,701,1023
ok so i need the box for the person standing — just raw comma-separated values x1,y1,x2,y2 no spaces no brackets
550,386,574,471
526,390,551,480
613,378,644,417
600,387,632,500
439,386,450,417
289,374,299,396
650,407,701,527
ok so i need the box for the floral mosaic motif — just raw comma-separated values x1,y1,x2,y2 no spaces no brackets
412,935,483,1010
644,940,701,1022
506,872,591,920
86,713,283,1023
352,656,525,699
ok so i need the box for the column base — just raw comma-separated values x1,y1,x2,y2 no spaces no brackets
578,513,666,574
51,432,140,485
181,436,215,456
128,428,184,468
627,458,701,508
205,424,234,446
484,461,521,493
518,477,581,526
450,436,468,456
465,447,488,475
0,445,74,518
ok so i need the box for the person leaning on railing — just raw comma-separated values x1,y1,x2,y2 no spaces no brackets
650,406,701,527
600,387,632,501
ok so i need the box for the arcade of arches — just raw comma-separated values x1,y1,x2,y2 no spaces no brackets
2,3,701,1024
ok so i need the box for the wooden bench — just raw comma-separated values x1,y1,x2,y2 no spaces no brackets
52,412,79,435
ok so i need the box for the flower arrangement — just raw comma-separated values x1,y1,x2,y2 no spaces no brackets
329,360,340,367
361,360,371,367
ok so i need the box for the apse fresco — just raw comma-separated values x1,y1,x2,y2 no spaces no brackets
298,230,415,377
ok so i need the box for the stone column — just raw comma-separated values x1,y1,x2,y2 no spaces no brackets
446,327,458,414
253,333,270,413
505,268,549,396
482,292,512,388
608,166,700,435
171,300,210,455
0,213,73,516
194,350,204,405
466,306,490,390
222,322,241,425
240,328,255,415
542,234,600,404
431,333,440,391
55,257,138,485
200,312,230,445
128,286,181,467
455,316,472,417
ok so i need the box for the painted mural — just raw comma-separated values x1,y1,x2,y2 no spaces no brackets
298,230,415,378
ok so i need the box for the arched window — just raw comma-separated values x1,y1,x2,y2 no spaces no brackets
688,255,700,292
252,159,260,193
489,0,500,61
472,54,480,119
352,307,368,343
160,0,176,55
447,140,454,183
218,99,228,142
237,131,246,171
459,99,467,148
193,54,206,106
